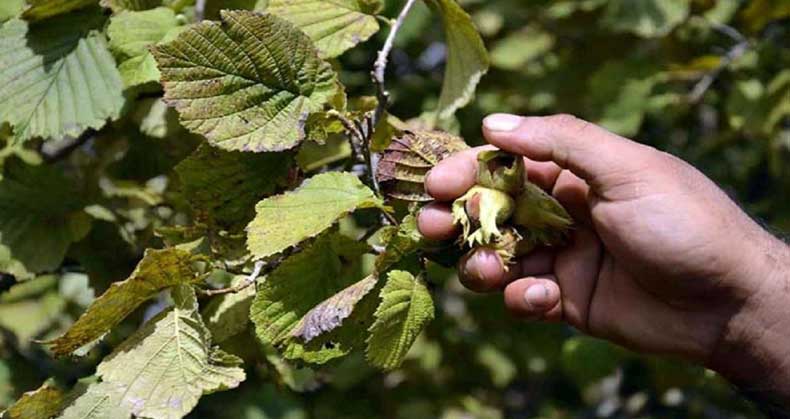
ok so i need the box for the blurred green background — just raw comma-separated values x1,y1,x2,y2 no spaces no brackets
2,0,789,418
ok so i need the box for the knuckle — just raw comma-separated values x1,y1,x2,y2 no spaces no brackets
546,113,587,132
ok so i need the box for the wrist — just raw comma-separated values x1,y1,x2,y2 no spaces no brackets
707,231,790,403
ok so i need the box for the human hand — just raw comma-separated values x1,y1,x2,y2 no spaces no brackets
417,114,790,399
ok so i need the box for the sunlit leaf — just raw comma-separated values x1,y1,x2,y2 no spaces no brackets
0,9,124,142
107,7,183,88
58,382,131,419
152,10,342,152
366,270,433,369
426,0,489,122
94,285,245,419
22,0,96,21
260,0,383,58
101,0,161,12
246,172,384,259
4,382,65,419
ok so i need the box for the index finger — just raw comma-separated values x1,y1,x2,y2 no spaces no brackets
425,146,492,201
425,146,563,201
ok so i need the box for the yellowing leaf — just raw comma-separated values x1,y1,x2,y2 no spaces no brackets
366,270,434,369
152,10,342,152
0,9,124,142
44,248,198,356
426,0,489,122
176,143,292,230
22,0,96,21
377,130,468,201
101,0,162,12
4,382,65,419
94,285,245,419
250,233,373,364
107,7,183,88
246,172,383,259
261,0,383,58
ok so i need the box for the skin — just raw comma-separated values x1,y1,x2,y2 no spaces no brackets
417,113,790,402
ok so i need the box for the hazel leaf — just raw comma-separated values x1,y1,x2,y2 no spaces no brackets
246,172,384,259
151,10,342,152
377,130,469,202
261,0,384,58
366,270,434,369
44,248,199,357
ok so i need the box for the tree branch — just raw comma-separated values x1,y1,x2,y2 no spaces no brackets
688,23,749,104
195,0,207,22
372,0,418,127
202,260,265,296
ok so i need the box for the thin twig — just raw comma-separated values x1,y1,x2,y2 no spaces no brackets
195,0,207,22
688,40,749,104
202,260,264,296
372,0,418,127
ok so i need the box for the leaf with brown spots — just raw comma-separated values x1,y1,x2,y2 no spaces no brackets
377,130,469,201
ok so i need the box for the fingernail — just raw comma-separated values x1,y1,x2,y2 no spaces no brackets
524,284,550,308
484,114,522,132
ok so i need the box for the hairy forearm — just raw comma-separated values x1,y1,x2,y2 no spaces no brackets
708,231,790,413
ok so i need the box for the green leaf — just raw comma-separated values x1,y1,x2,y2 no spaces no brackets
296,133,352,171
490,26,554,71
0,0,25,21
246,172,384,259
377,130,468,202
374,214,424,273
44,247,198,356
94,285,245,419
250,233,372,364
176,142,292,230
0,277,65,345
587,59,659,136
426,0,489,122
107,7,183,88
366,270,434,369
0,9,124,142
202,275,256,343
260,0,383,58
4,382,65,419
601,0,689,38
0,160,88,279
101,0,162,12
151,10,342,152
22,0,97,21
58,382,131,419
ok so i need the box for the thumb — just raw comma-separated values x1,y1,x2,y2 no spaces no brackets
482,114,651,187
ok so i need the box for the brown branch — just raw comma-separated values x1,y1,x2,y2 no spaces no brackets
201,260,264,296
